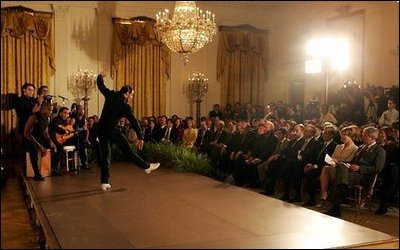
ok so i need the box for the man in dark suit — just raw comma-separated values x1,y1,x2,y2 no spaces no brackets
194,120,214,153
208,120,232,167
209,104,224,120
280,124,319,203
264,124,305,198
302,125,338,206
232,120,278,187
325,126,386,217
153,115,168,142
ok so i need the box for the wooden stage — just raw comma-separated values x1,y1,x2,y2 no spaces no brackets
23,162,399,249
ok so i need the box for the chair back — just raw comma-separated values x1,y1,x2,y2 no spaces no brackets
347,173,379,217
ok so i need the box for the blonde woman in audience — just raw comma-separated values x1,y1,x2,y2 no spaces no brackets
319,125,359,201
182,118,198,148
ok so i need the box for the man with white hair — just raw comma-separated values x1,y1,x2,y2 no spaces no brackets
325,126,386,218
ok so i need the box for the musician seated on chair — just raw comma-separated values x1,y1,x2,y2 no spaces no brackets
70,105,91,170
49,107,77,174
325,126,386,218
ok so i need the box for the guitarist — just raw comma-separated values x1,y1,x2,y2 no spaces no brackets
49,107,76,174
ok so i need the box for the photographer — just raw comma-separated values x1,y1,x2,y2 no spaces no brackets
340,82,365,125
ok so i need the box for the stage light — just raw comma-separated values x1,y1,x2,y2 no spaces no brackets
305,59,322,74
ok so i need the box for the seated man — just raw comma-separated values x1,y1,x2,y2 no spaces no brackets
49,107,75,174
208,120,232,167
231,121,277,187
302,125,337,206
71,105,91,170
325,126,386,218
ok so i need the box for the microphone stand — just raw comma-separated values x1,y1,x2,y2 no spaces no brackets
58,96,68,106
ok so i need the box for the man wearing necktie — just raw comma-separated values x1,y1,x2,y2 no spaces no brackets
302,126,337,206
161,119,173,143
325,126,386,217
280,124,319,203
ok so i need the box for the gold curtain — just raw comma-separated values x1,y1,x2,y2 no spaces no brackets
112,16,170,119
1,6,55,152
217,25,268,108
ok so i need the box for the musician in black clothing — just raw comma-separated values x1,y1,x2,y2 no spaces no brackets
16,83,40,174
71,104,90,170
16,83,40,139
24,102,56,180
96,72,160,190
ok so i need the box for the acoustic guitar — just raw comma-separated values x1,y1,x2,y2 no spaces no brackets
55,124,75,145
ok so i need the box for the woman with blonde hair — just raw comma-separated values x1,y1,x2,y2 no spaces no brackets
319,125,359,200
182,118,198,148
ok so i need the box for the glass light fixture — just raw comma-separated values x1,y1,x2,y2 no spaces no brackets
187,72,209,102
75,68,97,116
187,72,209,126
156,1,217,64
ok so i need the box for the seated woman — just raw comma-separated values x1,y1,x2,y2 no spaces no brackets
182,118,197,148
319,125,359,201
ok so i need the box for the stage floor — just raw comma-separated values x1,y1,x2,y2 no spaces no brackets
26,162,398,249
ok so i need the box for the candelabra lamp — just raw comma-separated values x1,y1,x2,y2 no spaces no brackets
187,72,209,127
75,68,97,116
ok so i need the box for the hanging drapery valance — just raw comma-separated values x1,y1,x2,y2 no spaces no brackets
111,16,170,79
1,6,56,73
217,25,268,107
111,16,170,118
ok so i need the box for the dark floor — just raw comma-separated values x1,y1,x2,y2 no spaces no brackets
1,159,399,249
1,178,38,249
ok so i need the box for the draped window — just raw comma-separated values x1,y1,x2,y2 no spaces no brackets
112,16,170,119
1,6,55,152
217,25,268,107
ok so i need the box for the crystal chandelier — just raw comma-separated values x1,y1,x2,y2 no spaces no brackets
156,1,217,64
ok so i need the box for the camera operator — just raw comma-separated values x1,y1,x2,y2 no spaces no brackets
341,82,365,125
364,86,378,124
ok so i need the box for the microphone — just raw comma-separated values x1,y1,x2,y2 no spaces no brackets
58,95,69,100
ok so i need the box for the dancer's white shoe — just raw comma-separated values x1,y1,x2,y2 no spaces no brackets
101,183,111,190
145,163,160,174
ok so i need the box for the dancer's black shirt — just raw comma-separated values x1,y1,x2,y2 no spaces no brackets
96,75,143,140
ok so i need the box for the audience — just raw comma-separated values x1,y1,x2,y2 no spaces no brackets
11,80,399,218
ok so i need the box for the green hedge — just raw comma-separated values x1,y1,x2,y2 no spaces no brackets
88,142,215,177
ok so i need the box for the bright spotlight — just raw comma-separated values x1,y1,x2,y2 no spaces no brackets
306,37,350,68
305,59,322,73
330,54,350,71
